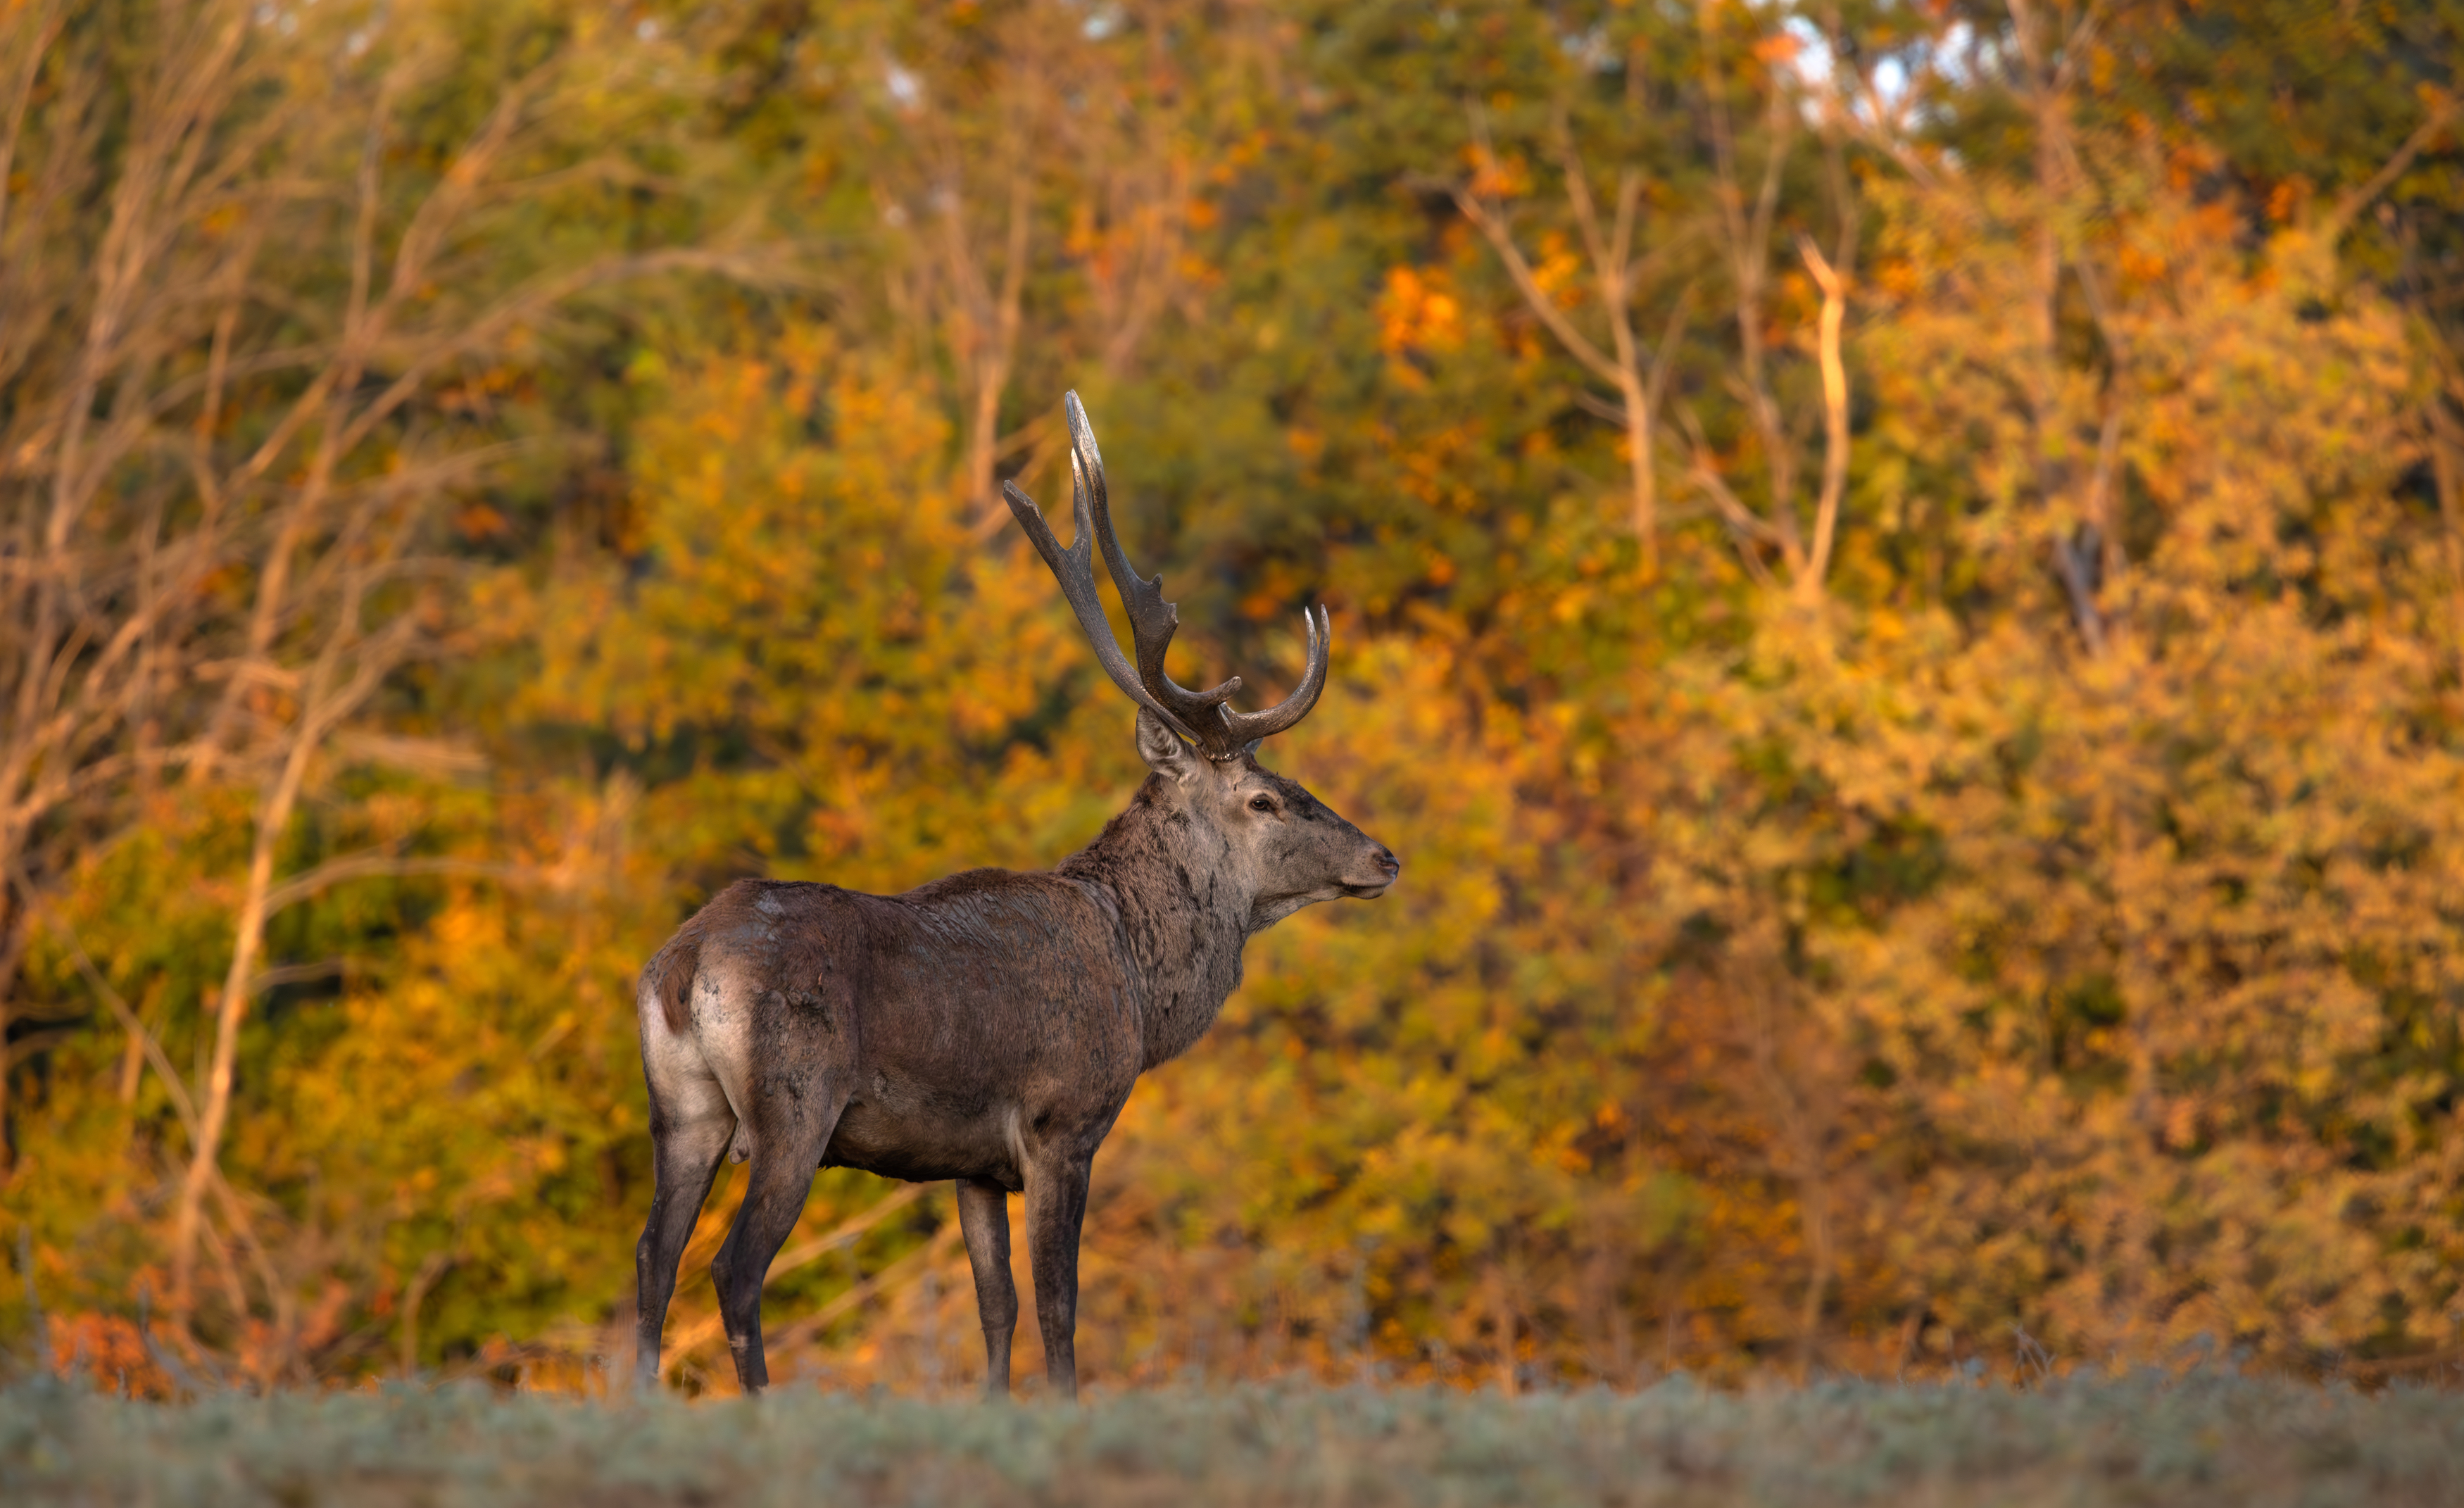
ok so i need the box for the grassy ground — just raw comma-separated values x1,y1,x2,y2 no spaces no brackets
1,1373,2458,1506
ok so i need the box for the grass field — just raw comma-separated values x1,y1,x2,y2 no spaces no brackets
3,1372,2459,1507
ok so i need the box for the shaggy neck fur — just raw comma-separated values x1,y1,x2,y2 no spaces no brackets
1058,773,1255,1070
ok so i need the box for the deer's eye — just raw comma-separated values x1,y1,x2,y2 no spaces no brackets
1248,795,1277,814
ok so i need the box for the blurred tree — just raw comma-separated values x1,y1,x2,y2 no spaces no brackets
0,0,779,1375
4,0,2463,1392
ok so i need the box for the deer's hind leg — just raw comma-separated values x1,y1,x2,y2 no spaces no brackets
634,1049,734,1390
709,1065,848,1395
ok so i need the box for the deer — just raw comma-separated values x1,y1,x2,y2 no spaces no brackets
631,392,1400,1398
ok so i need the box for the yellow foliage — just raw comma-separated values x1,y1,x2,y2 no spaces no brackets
6,0,2462,1397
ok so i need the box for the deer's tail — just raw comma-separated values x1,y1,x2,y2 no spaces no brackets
646,923,705,1036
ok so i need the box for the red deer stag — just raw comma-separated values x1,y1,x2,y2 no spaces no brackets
633,392,1399,1397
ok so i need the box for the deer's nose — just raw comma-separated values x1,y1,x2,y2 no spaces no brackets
1373,846,1400,879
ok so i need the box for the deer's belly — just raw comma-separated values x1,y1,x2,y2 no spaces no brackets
822,1096,1025,1190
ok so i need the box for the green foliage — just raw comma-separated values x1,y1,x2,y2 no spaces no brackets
6,0,2464,1393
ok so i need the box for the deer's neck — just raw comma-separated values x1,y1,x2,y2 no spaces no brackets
1058,777,1254,1071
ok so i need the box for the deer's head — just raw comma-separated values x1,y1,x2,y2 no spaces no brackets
1005,394,1399,929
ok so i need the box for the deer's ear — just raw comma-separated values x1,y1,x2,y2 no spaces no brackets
1135,709,1201,784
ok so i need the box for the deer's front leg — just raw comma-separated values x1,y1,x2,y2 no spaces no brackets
1023,1153,1092,1400
957,1177,1017,1395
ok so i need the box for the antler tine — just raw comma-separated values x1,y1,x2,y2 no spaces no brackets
1064,394,1246,735
1012,394,1333,759
1217,604,1332,747
1002,469,1208,748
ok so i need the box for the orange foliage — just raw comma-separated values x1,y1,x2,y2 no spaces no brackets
6,0,2463,1398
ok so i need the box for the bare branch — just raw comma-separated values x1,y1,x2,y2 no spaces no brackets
260,853,523,917
1797,235,1849,600
2325,91,2458,243
4,860,201,1143
1680,404,1788,592
730,1224,967,1364
1449,186,1626,388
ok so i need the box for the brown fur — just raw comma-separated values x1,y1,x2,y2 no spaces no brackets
631,715,1397,1398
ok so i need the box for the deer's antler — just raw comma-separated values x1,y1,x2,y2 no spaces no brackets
1003,392,1329,759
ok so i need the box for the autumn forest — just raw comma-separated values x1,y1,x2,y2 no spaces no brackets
4,0,2463,1396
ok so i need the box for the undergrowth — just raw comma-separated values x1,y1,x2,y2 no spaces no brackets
1,1373,2457,1506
